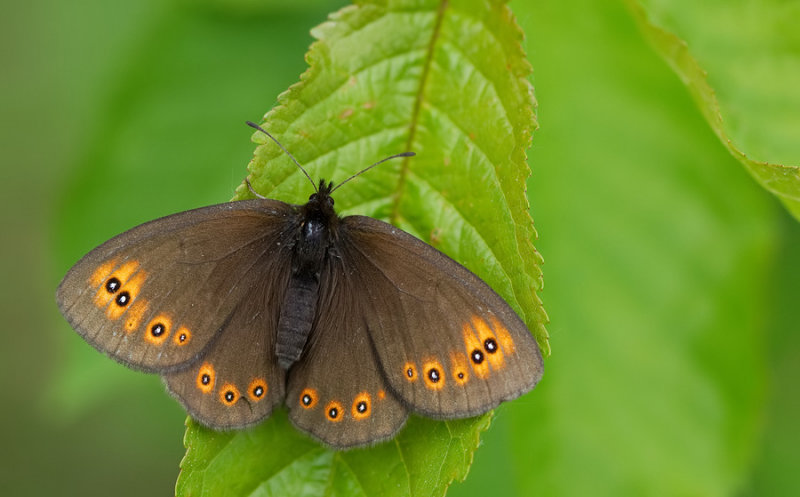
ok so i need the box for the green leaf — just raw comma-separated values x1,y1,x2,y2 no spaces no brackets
178,0,545,495
179,413,493,497
627,0,800,221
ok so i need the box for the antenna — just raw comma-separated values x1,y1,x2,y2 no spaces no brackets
246,121,316,192
245,178,266,199
331,151,415,193
246,121,415,194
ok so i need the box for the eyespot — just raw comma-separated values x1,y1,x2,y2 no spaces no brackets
173,327,191,346
248,378,268,402
115,291,130,306
450,352,469,385
325,401,344,422
403,361,418,382
423,359,445,390
93,260,144,314
351,392,371,421
219,384,240,406
196,363,215,393
471,316,505,370
93,260,138,307
144,314,171,345
471,349,484,364
104,269,147,320
105,277,121,293
300,388,318,409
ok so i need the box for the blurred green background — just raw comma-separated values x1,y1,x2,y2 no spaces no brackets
2,0,798,495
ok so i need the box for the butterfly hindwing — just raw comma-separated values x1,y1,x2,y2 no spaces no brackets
339,216,543,419
286,256,408,449
56,199,297,373
163,256,292,429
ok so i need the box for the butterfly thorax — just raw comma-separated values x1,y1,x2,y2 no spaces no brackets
293,180,339,274
275,180,340,369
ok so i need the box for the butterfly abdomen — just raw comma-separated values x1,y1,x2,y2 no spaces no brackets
276,186,339,370
276,275,319,369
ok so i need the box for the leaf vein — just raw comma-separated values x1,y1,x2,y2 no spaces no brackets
392,0,450,223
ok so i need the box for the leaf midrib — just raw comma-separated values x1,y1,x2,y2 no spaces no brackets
391,0,449,225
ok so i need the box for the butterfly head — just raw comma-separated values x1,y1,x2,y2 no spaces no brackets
308,180,335,209
311,180,335,203
302,179,338,227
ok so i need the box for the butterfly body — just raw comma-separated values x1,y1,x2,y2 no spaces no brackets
276,180,338,369
57,177,543,448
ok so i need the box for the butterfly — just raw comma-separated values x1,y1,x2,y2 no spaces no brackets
55,121,544,449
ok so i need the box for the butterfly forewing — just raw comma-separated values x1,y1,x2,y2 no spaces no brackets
285,255,408,449
340,216,543,418
56,200,297,373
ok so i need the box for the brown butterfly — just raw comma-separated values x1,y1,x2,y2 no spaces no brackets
56,122,544,449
